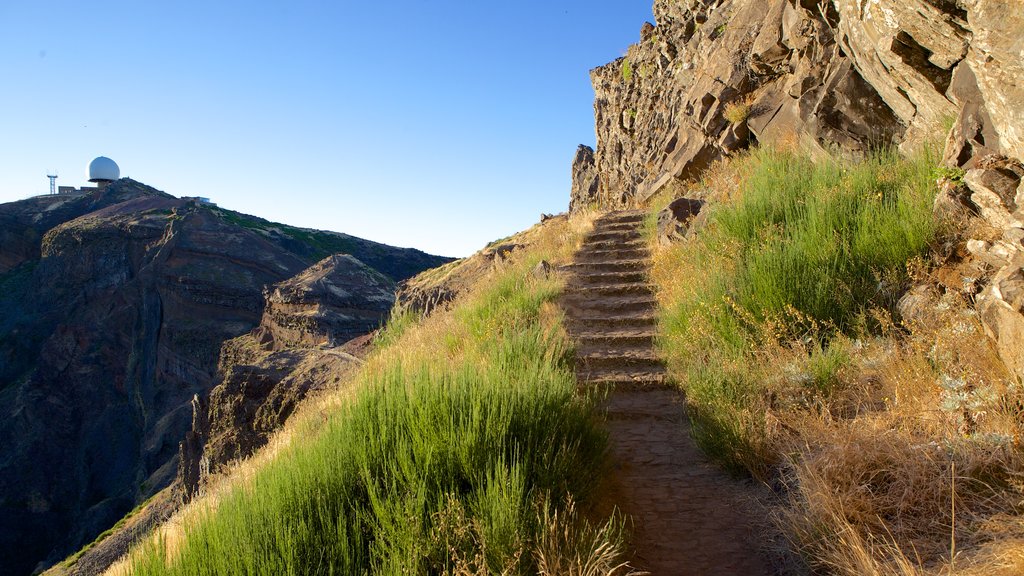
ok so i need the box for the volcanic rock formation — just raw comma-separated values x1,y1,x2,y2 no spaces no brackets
571,0,1023,211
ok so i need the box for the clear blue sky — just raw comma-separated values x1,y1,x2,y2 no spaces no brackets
0,1,653,257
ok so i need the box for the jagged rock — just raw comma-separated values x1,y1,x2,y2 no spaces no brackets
961,0,1024,161
833,0,964,139
575,0,1024,210
570,145,600,212
175,254,396,489
977,253,1024,381
944,64,1001,166
532,260,552,279
964,156,1024,229
933,177,975,223
657,197,705,245
176,394,208,498
582,0,912,210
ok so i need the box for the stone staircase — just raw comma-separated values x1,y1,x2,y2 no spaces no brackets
560,210,775,575
562,211,666,389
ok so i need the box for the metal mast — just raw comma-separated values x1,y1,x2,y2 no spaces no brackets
47,172,58,195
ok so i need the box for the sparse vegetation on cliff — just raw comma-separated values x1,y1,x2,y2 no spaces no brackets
652,144,939,473
620,59,633,83
722,101,750,125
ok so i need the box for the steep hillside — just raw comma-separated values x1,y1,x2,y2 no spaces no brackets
101,213,644,575
0,181,450,576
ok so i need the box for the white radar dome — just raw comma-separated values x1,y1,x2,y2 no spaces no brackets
88,156,120,183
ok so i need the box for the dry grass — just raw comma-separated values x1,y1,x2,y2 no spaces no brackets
534,500,644,576
723,100,752,125
646,146,1024,575
784,294,1024,575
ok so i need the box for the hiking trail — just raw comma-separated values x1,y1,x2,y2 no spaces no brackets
561,210,778,575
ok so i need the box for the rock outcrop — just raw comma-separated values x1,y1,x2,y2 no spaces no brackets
945,155,1024,382
0,181,450,576
178,255,395,491
259,254,397,349
656,197,705,245
571,0,1024,211
576,0,1024,385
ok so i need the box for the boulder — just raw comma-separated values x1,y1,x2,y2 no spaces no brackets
570,145,600,212
933,177,975,223
532,260,552,279
657,197,705,246
964,156,1024,230
977,253,1024,381
898,285,940,327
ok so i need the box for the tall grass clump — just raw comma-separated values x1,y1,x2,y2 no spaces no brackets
712,146,936,331
125,216,629,575
653,145,939,475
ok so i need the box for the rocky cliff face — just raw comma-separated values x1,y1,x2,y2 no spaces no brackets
574,0,1024,415
571,0,1023,211
0,181,449,576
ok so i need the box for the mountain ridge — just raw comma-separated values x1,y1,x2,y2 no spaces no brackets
0,179,451,576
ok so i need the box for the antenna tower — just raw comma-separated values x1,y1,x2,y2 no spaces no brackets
47,171,58,195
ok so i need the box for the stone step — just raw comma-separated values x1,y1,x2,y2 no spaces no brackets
586,230,643,243
598,211,645,224
566,313,657,332
561,294,657,314
582,238,647,251
570,270,648,286
576,351,663,372
575,247,651,261
601,388,684,419
565,282,654,298
596,221,643,232
576,332,656,348
563,259,648,274
577,367,668,389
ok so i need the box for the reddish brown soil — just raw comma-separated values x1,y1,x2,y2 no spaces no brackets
562,210,783,575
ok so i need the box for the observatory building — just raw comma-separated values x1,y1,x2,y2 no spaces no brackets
57,156,121,195
88,156,120,186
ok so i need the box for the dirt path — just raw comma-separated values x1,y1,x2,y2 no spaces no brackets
561,210,780,575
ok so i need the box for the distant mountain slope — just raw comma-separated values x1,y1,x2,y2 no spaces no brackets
0,179,451,576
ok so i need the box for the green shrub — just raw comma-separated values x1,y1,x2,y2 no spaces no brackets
653,145,939,474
